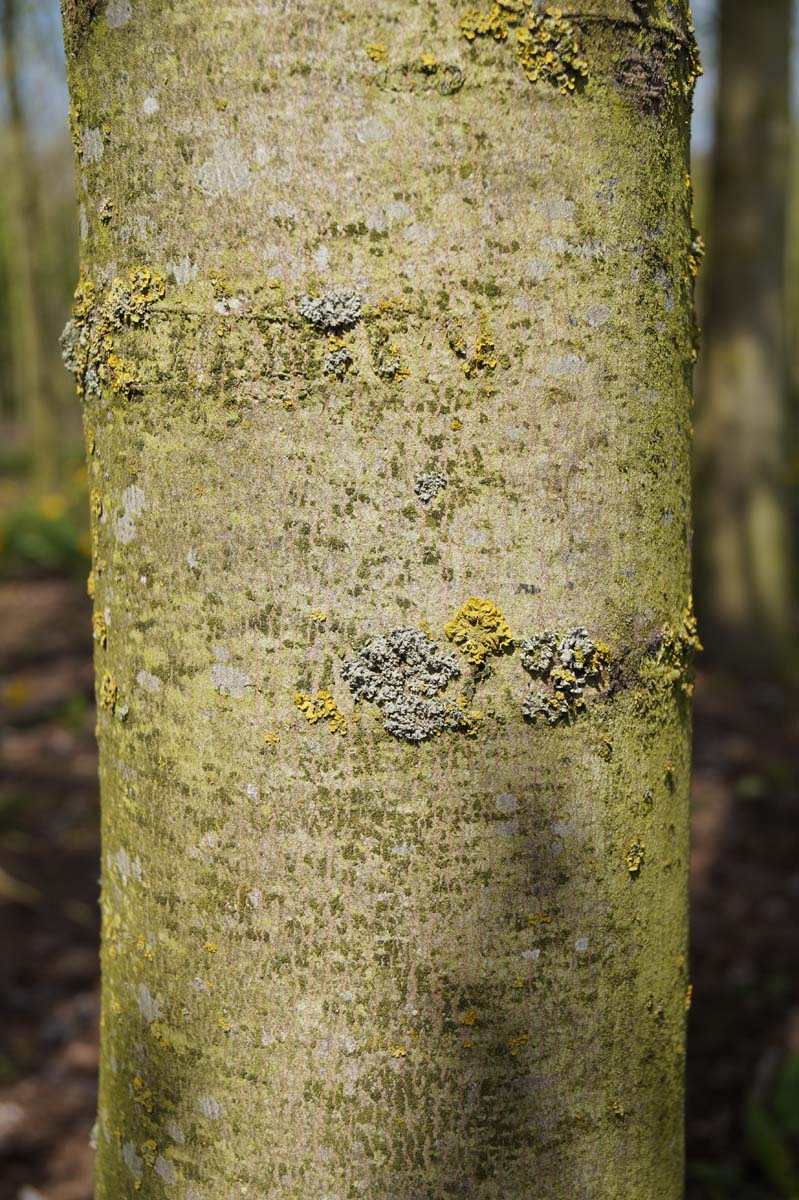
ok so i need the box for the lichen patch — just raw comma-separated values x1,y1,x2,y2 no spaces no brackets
520,627,610,724
444,598,514,667
341,628,478,742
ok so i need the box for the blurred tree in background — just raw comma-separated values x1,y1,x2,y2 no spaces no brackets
694,0,798,678
1,0,57,490
0,0,83,575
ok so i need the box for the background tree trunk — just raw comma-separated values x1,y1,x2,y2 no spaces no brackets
694,0,795,676
61,1,698,1195
1,0,59,490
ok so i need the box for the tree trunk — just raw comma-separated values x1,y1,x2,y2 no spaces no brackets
1,0,59,491
61,2,699,1195
694,0,795,675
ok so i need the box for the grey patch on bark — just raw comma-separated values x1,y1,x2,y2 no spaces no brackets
137,983,160,1021
356,117,389,143
495,820,520,838
114,485,146,545
298,287,362,331
545,353,585,377
167,256,197,285
122,1141,142,1176
584,304,611,327
414,471,447,505
113,847,142,884
404,222,436,245
106,0,132,27
196,140,251,198
166,1119,184,1144
196,1095,223,1120
341,628,471,742
136,670,162,692
534,198,575,221
524,258,551,283
155,1155,177,1183
210,649,251,698
81,128,104,165
365,200,411,232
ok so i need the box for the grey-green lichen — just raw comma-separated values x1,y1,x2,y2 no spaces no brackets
323,343,353,378
520,627,610,724
414,470,448,505
298,287,362,330
341,627,477,742
60,319,80,373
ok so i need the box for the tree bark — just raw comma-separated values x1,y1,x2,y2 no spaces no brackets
694,0,795,675
61,1,699,1195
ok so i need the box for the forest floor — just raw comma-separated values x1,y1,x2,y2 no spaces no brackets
0,577,796,1200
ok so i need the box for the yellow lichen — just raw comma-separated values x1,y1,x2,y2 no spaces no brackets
515,9,588,94
103,350,138,396
294,689,347,734
625,838,645,876
447,315,497,377
460,4,511,42
458,702,484,737
107,266,166,328
98,672,118,711
650,595,703,697
444,597,514,667
92,610,108,649
366,42,388,61
263,730,280,746
688,229,705,278
460,3,588,94
72,269,97,328
460,1008,478,1026
507,1032,529,1056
